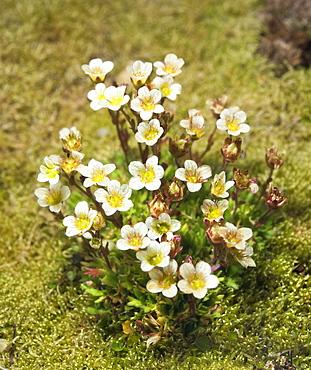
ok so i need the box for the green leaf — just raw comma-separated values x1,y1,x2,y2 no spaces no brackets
83,287,104,297
111,339,124,352
86,307,98,315
227,331,238,340
195,336,213,350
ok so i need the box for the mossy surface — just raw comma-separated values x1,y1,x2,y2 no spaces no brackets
0,0,310,368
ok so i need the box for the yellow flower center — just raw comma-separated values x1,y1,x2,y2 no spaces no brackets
133,70,145,77
212,180,225,196
45,167,58,178
226,119,240,132
207,208,223,220
141,98,156,111
144,126,159,141
155,222,170,234
91,170,106,183
46,192,62,206
91,67,104,75
189,124,205,138
107,192,124,208
148,253,163,266
75,216,91,231
185,170,200,183
189,278,205,290
226,232,241,246
138,167,156,183
128,233,143,248
160,84,171,96
164,64,177,74
61,158,81,174
109,96,124,106
160,275,174,290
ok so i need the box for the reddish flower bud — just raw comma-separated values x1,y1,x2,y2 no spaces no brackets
169,136,192,158
265,184,287,210
147,193,169,218
266,148,284,170
233,168,251,190
221,137,243,163
163,179,184,202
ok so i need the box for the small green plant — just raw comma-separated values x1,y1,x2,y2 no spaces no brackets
34,54,286,347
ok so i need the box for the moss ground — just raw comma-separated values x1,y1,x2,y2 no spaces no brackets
0,0,310,368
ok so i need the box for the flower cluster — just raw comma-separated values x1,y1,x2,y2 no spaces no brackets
35,53,286,345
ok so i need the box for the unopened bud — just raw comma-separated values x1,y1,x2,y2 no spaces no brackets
163,179,184,202
147,193,169,218
90,237,101,249
265,184,287,210
206,95,228,118
92,212,106,230
169,136,192,158
166,235,183,258
266,148,284,170
221,137,243,163
233,168,251,190
205,220,224,244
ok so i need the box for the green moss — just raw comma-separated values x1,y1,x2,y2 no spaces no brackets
0,0,311,368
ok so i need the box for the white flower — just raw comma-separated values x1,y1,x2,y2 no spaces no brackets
136,241,171,272
218,222,253,250
152,76,181,101
135,119,164,146
216,109,250,136
210,171,235,198
145,213,181,240
104,85,130,111
61,150,84,174
146,333,161,347
37,155,62,184
154,53,184,77
177,261,219,299
87,83,108,111
128,155,164,191
126,60,153,86
117,222,151,251
146,259,178,298
81,58,114,82
63,201,97,237
59,126,82,152
94,180,133,216
59,126,80,141
175,160,212,192
180,109,205,139
232,244,256,268
201,199,229,221
35,183,70,213
77,159,116,188
130,86,164,121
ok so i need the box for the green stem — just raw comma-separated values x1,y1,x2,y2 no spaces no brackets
200,125,217,160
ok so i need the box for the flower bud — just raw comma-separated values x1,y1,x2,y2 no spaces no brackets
266,148,284,170
206,95,228,118
92,212,106,230
221,137,243,163
90,237,101,249
265,184,287,210
163,179,184,202
233,168,251,190
169,136,192,158
147,193,169,218
205,220,224,244
166,235,183,258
